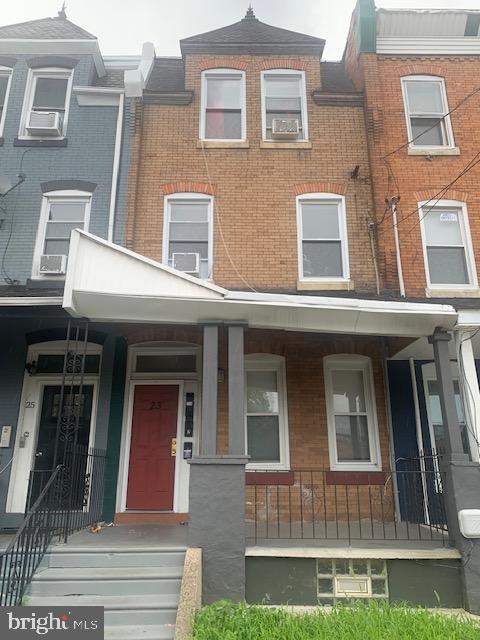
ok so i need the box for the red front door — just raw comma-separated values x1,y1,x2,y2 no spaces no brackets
126,385,179,510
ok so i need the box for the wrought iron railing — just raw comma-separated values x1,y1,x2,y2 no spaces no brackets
0,446,107,606
246,468,448,545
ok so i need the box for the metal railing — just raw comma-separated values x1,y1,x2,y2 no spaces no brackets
0,446,107,606
246,468,448,545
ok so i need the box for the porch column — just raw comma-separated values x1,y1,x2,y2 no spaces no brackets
429,327,480,614
455,329,480,462
201,324,218,455
228,324,245,455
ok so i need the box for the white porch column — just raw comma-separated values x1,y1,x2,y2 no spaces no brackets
454,329,480,463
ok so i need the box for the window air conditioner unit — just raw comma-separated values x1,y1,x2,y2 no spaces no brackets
271,118,300,139
40,254,67,275
26,111,61,136
172,253,200,275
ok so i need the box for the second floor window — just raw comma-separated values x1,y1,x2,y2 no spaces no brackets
33,191,91,278
401,76,454,148
262,70,308,141
163,194,213,279
200,69,245,141
20,68,73,139
297,194,349,281
0,66,12,136
419,201,477,289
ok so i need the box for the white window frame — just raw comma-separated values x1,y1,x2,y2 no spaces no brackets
199,69,246,142
401,75,455,149
0,66,13,137
32,190,92,279
245,354,290,471
324,355,381,472
162,192,214,280
261,69,309,142
296,193,350,282
18,67,73,139
418,199,478,291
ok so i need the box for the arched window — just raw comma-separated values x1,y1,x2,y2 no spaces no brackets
401,75,454,148
162,192,213,279
245,354,290,470
324,354,381,471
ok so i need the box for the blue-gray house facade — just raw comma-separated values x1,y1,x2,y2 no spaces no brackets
0,12,153,527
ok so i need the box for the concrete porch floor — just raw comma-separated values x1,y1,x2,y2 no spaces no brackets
51,523,189,549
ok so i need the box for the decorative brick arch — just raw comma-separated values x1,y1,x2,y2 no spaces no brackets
260,59,308,71
414,189,469,203
294,182,347,196
398,64,446,78
198,58,248,72
161,181,216,196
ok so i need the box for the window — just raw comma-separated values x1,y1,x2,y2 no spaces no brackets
261,70,308,141
419,200,477,289
0,67,12,136
200,69,245,141
245,354,289,469
163,193,213,279
401,76,454,148
324,355,381,471
20,68,73,138
297,194,349,281
32,191,91,278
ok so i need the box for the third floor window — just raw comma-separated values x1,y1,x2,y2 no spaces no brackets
20,68,73,139
262,70,308,141
0,66,12,136
200,69,246,141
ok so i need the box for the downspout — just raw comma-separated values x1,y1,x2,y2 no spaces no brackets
388,196,406,297
107,91,124,243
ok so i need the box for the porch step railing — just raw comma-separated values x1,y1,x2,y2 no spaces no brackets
0,446,107,606
246,468,448,545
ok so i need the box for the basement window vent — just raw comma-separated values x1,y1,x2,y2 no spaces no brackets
317,559,388,605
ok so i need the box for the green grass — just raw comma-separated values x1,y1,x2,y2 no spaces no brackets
193,600,480,640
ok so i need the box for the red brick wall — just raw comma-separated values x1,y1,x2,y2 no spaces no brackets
349,53,480,296
125,54,377,292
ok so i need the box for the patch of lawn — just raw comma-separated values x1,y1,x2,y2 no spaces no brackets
193,600,480,640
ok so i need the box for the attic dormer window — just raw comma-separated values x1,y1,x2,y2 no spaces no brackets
19,68,73,139
200,69,246,141
261,70,308,141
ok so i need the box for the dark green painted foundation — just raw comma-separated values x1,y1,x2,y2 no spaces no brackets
246,557,463,609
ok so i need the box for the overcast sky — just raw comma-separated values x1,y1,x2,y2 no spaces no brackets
4,0,480,60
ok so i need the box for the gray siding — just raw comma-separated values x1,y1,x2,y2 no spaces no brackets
0,53,132,285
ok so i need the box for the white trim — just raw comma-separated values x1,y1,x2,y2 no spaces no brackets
18,66,74,140
400,75,455,150
261,69,308,142
245,354,290,471
32,190,92,280
199,68,246,142
378,37,480,55
162,192,214,280
0,65,13,137
6,340,101,514
324,354,382,471
0,297,62,306
73,86,123,107
296,193,350,282
418,199,478,291
107,92,124,242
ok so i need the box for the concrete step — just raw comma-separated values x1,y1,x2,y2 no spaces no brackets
104,623,175,640
45,547,186,569
24,594,179,626
29,566,183,596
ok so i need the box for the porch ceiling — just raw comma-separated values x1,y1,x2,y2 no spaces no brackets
63,231,458,339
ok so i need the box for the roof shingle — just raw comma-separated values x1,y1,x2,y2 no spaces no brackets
0,16,96,40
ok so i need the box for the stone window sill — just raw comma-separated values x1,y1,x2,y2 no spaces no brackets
408,146,460,156
197,140,249,149
426,287,480,298
297,280,354,291
261,141,312,150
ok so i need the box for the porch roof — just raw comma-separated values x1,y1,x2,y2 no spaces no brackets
63,230,458,338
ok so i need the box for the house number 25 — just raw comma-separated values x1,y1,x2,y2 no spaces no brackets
25,401,36,409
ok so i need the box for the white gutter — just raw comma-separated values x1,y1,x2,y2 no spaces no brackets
0,297,63,306
108,91,124,243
